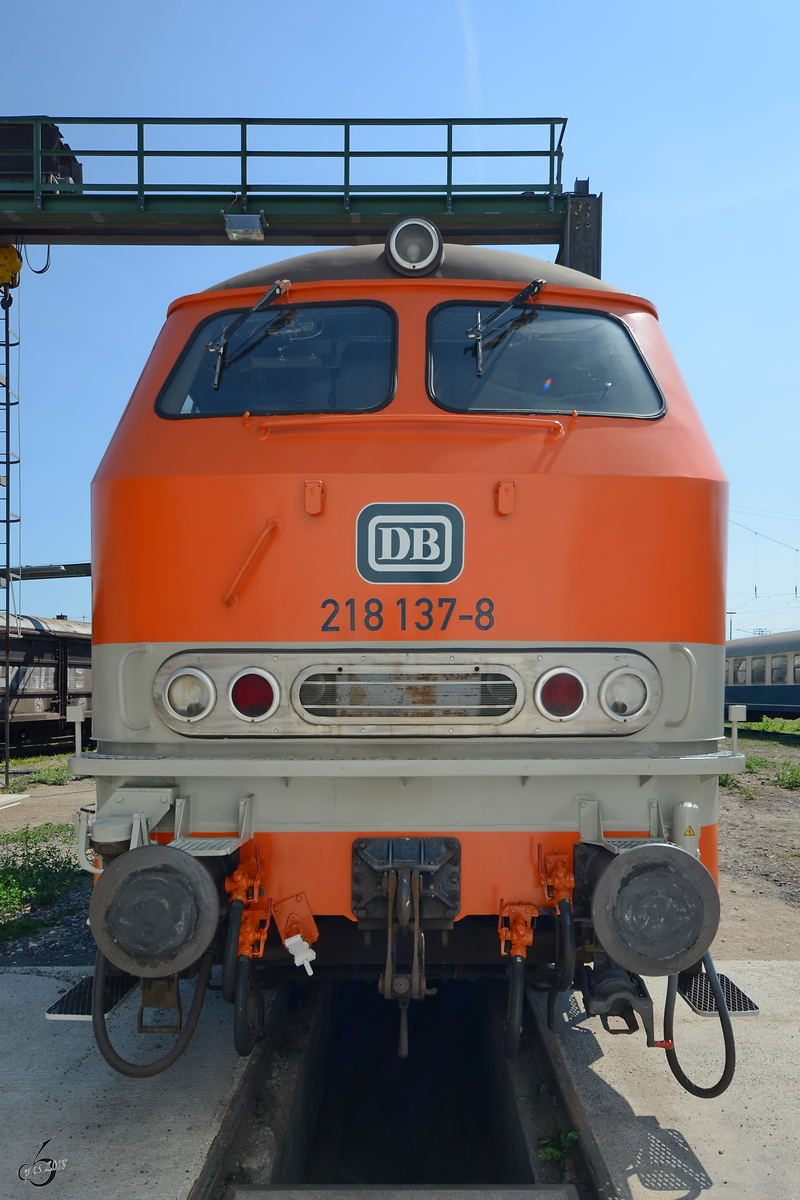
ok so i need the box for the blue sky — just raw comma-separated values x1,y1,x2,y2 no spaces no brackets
3,0,799,635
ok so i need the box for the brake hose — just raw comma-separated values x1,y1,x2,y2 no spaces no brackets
547,898,576,1030
503,955,526,1058
222,899,244,1004
91,949,214,1078
233,953,266,1057
555,898,576,991
663,950,736,1098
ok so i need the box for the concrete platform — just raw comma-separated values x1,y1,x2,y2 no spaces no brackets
223,1191,580,1198
2,960,793,1199
535,961,799,1199
0,965,248,1199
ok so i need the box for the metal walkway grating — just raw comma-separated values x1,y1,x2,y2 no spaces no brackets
678,971,759,1017
45,972,138,1020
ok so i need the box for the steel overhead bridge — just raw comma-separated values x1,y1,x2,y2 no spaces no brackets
0,116,601,275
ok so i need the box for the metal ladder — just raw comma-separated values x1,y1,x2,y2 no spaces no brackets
0,266,21,787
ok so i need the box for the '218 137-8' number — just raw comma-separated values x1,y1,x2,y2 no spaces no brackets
320,597,495,632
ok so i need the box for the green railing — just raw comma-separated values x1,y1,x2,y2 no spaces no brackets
0,116,566,213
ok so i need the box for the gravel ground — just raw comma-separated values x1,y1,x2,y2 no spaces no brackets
3,736,800,968
0,879,96,966
719,733,800,905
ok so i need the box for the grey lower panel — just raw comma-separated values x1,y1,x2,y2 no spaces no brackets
90,770,721,835
223,1190,580,1199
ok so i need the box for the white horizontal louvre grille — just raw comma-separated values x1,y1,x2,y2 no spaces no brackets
298,671,518,722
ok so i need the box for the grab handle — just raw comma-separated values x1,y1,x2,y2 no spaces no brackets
117,643,155,731
664,643,697,729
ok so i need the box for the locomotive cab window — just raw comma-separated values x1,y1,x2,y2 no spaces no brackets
157,302,396,417
427,303,664,417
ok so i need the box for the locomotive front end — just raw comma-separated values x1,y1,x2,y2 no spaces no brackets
75,230,744,1082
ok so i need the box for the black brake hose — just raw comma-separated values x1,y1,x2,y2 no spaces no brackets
555,898,576,991
503,955,525,1058
92,949,214,1078
234,954,266,1057
547,898,576,1030
222,899,244,1004
663,950,736,1098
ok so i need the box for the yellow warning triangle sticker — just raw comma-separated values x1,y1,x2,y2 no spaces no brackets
685,826,696,837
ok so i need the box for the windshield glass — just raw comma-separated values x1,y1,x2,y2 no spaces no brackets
428,303,663,417
157,302,396,417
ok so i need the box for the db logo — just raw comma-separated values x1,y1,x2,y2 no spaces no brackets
356,503,464,585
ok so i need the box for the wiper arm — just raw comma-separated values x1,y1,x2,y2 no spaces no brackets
465,278,545,377
206,278,291,390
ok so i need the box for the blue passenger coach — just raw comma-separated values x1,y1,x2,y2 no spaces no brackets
725,630,800,720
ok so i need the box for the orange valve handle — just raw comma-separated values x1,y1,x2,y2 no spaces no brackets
542,854,575,906
224,857,272,958
498,901,538,958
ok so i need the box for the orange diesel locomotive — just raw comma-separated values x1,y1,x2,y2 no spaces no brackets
73,221,744,1086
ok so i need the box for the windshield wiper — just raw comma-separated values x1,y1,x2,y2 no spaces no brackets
206,278,291,390
465,278,545,377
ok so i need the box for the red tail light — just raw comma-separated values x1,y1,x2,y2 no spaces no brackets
536,670,586,720
229,670,278,721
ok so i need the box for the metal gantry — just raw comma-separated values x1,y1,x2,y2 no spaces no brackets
0,116,601,274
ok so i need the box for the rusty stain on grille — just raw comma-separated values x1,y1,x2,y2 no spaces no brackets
298,671,518,721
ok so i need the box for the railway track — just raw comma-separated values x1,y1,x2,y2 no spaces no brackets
187,979,610,1200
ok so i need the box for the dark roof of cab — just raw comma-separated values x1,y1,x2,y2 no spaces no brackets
209,244,618,292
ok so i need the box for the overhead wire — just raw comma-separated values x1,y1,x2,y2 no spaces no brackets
728,518,800,628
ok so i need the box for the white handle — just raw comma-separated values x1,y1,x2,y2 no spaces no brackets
664,643,698,729
74,808,103,875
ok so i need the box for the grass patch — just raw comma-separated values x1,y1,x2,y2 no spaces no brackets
0,823,83,941
745,755,772,772
719,774,757,797
1,755,73,794
773,761,800,790
27,765,71,786
538,1129,579,1162
741,716,800,734
9,753,66,768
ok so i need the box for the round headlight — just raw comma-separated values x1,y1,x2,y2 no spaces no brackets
599,668,650,722
164,668,216,722
229,668,279,722
535,668,587,721
385,217,444,277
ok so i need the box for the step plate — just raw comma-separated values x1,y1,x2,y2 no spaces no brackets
45,973,138,1021
171,835,243,856
678,972,759,1017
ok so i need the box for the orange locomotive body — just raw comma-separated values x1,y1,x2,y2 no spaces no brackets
77,226,741,1069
